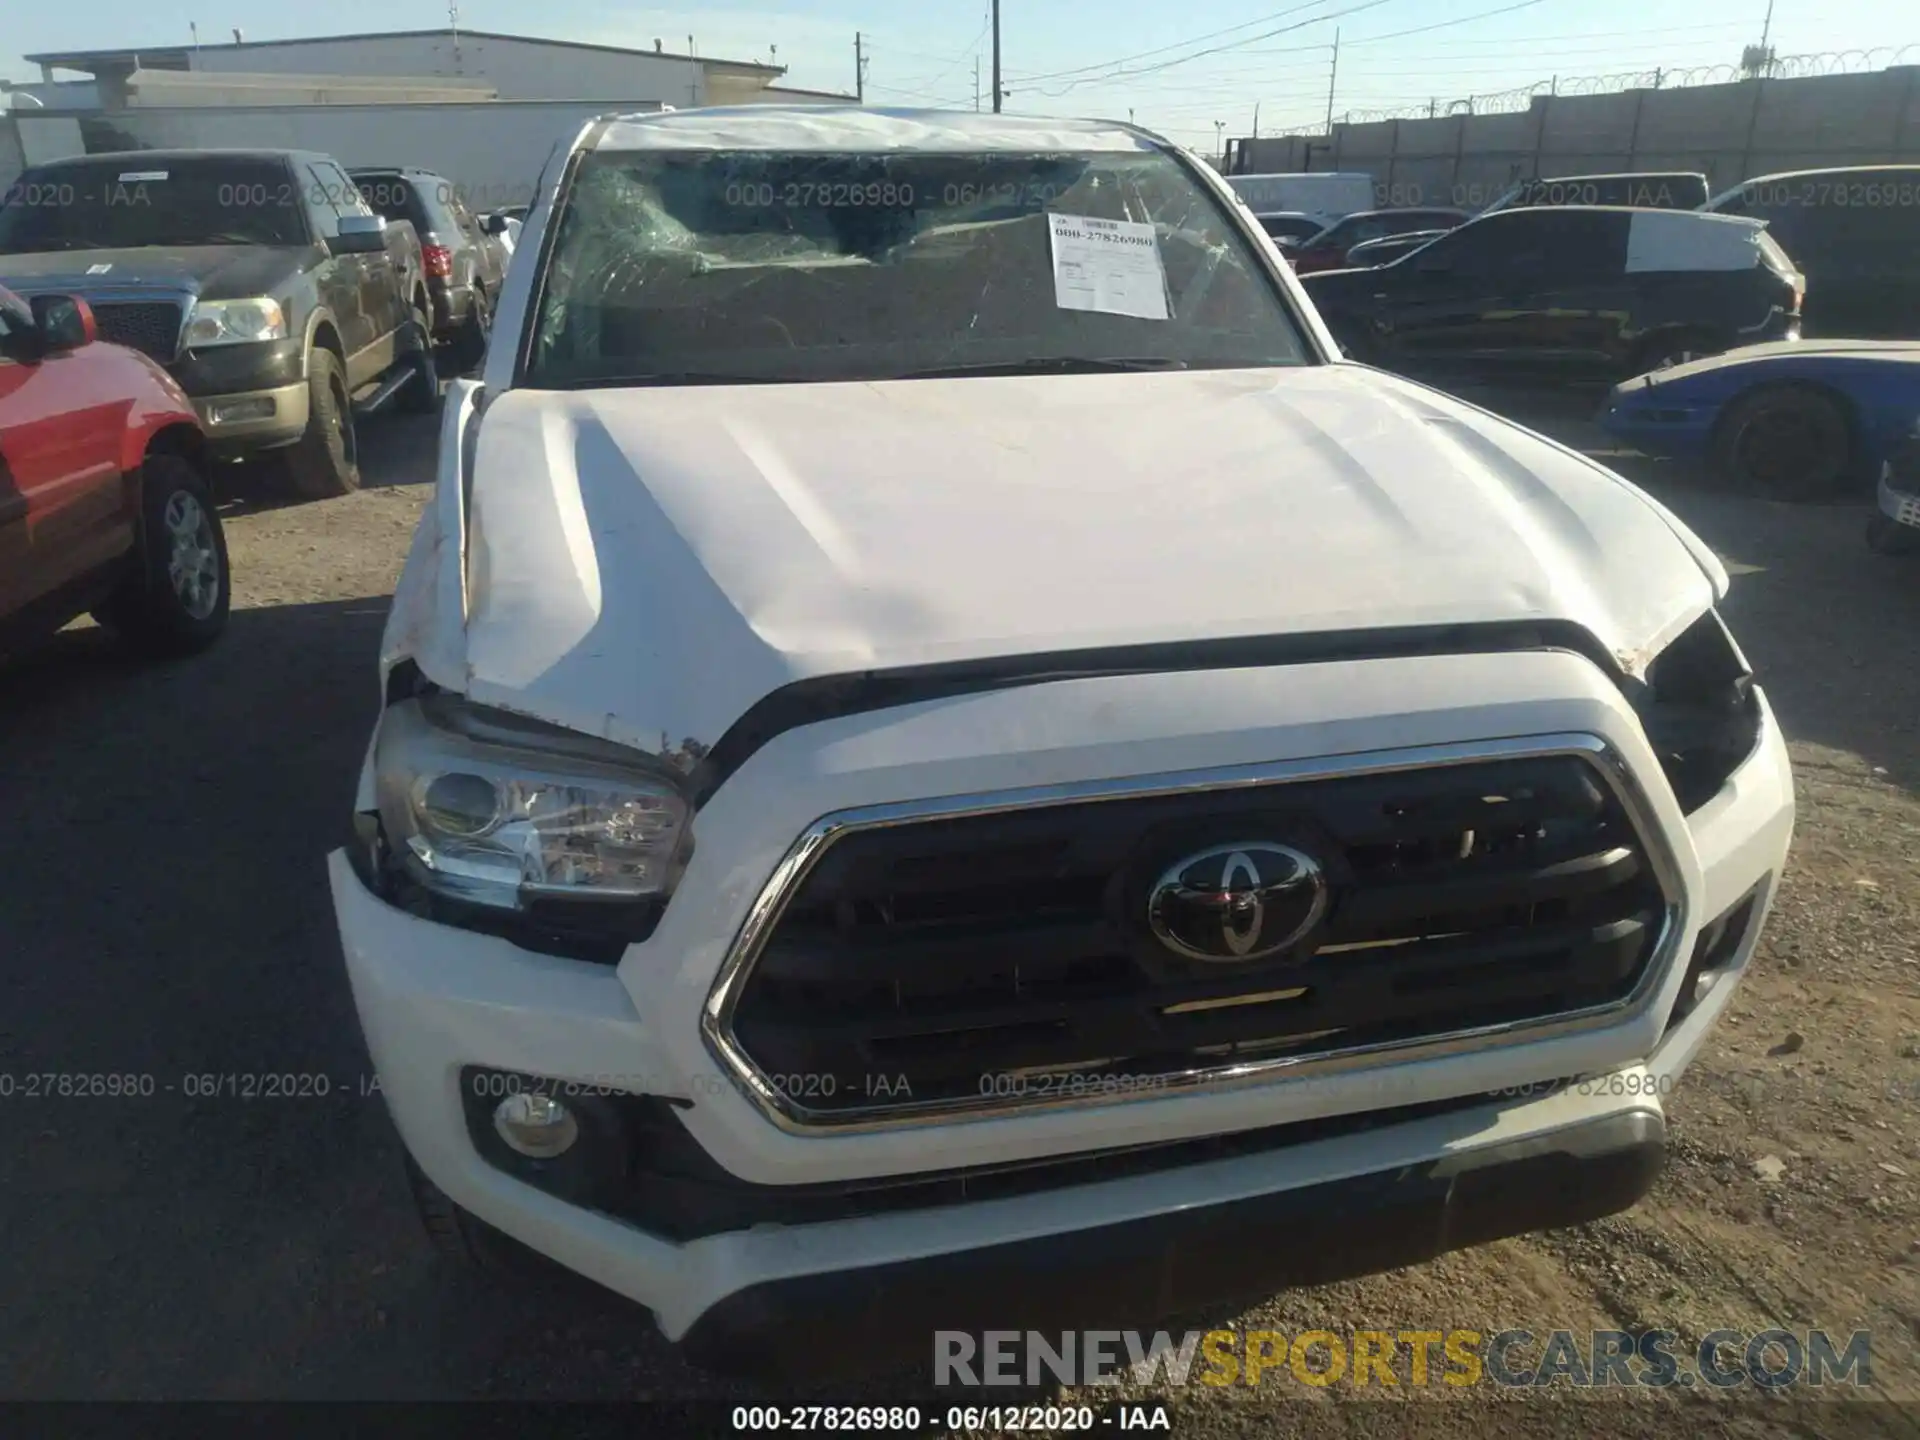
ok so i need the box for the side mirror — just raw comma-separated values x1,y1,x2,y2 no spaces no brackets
483,213,511,236
30,293,96,353
329,213,389,255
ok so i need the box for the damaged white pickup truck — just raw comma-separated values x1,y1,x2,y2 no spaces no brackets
330,108,1794,1380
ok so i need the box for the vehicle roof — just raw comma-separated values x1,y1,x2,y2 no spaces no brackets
346,166,447,178
1735,162,1920,182
592,107,1161,154
1524,170,1707,182
1330,206,1468,220
1227,171,1373,181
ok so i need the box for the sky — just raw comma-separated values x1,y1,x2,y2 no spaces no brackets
6,0,1913,153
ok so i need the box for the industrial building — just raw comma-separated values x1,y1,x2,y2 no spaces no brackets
1,28,857,198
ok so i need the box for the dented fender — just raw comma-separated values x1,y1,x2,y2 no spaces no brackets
380,377,481,698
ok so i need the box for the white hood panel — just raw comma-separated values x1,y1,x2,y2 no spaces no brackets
460,366,1713,752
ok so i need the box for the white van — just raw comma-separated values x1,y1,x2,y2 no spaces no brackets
1224,171,1376,227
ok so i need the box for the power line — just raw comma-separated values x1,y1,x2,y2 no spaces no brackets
1022,0,1411,96
1342,0,1560,48
1006,0,1372,84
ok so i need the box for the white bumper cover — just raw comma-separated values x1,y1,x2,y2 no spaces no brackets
331,648,1792,1341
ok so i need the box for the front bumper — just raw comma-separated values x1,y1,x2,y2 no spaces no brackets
172,338,310,454
679,1107,1664,1379
190,380,310,453
429,280,473,334
331,651,1793,1372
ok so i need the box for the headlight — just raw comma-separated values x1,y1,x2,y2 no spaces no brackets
1630,610,1761,814
183,297,287,348
373,696,691,930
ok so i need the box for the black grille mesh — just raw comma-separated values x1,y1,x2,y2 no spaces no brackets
91,302,183,361
727,754,1666,1123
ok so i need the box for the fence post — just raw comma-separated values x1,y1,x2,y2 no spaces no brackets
1893,66,1919,159
1625,86,1647,170
1531,93,1548,177
1737,76,1767,181
1450,111,1466,205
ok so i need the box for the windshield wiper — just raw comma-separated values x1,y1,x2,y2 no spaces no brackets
890,357,1191,379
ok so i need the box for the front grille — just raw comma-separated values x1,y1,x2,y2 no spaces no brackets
91,301,184,361
720,750,1671,1126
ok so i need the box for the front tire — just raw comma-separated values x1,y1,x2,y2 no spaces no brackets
1867,513,1920,555
454,287,491,373
398,308,441,415
100,453,231,656
1712,386,1853,501
277,347,359,500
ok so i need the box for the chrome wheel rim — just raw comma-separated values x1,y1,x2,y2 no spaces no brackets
162,490,220,620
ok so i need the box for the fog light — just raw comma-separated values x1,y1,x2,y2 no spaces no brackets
492,1092,579,1158
209,396,275,424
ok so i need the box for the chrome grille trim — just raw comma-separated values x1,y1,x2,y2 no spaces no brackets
700,734,1687,1136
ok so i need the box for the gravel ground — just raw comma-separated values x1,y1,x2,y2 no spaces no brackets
3,386,1918,1436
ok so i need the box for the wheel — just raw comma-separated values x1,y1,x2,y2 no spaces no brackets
398,308,441,415
403,1156,599,1297
99,452,231,656
406,1154,502,1268
1867,513,1920,555
1712,386,1853,501
454,287,491,372
276,348,359,499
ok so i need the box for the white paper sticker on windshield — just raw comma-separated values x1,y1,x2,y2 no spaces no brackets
118,170,168,182
1048,213,1169,321
86,263,112,274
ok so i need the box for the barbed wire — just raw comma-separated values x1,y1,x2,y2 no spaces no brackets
1255,44,1918,131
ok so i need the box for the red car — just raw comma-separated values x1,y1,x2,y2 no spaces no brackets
0,283,228,660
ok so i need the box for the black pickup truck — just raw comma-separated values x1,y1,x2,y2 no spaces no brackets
0,149,438,498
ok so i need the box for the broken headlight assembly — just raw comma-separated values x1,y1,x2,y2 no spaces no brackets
1626,609,1762,815
367,695,692,961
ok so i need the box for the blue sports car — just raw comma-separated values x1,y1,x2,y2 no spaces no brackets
1599,339,1920,502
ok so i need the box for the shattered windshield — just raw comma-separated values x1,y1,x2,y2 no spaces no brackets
526,148,1312,386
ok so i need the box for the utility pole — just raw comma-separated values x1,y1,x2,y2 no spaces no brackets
991,0,1002,112
1214,119,1225,163
973,55,981,111
854,32,865,103
1253,102,1260,138
1325,30,1340,135
1759,0,1776,57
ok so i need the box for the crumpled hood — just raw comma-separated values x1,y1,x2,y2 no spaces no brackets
460,366,1716,752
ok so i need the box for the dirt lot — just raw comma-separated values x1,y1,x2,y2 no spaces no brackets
3,387,1919,1435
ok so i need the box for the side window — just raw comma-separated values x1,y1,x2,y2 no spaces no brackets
1446,215,1528,274
1530,212,1625,279
301,163,344,235
319,161,372,217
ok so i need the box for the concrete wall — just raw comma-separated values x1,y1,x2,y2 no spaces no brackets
183,34,713,105
8,100,666,212
1231,65,1920,207
124,69,499,106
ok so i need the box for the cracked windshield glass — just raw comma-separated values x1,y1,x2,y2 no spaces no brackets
529,148,1310,385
